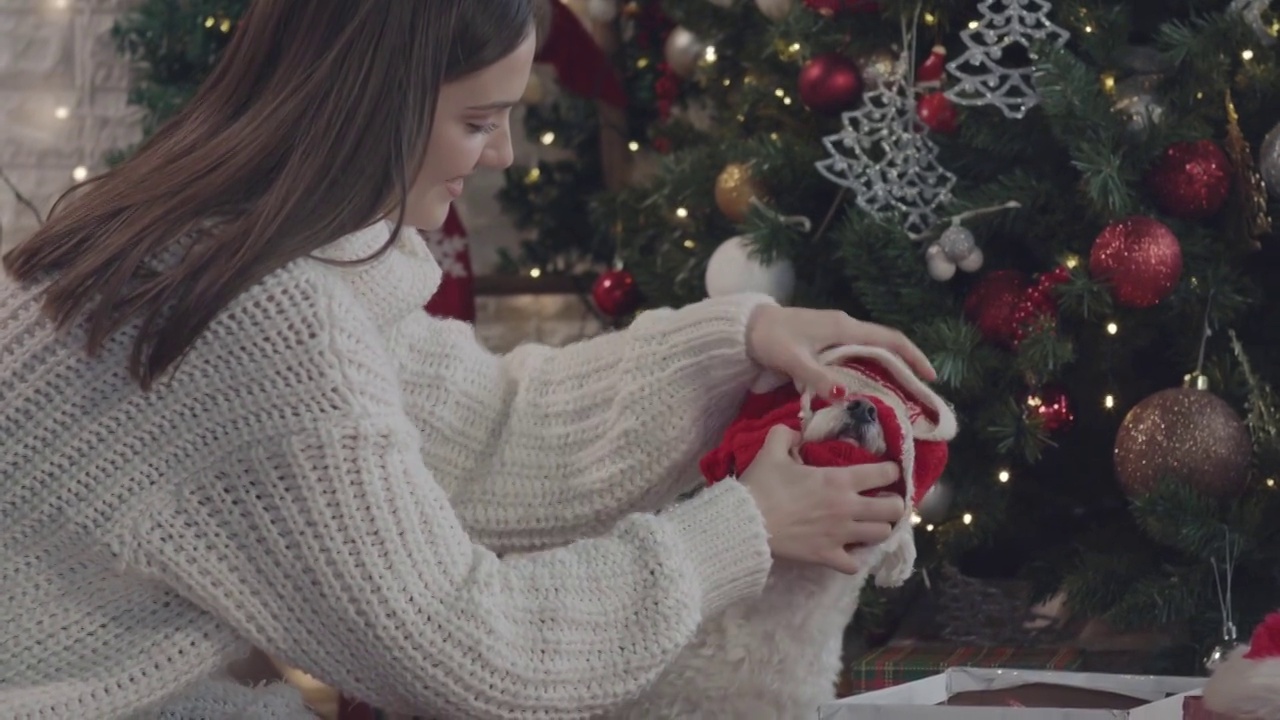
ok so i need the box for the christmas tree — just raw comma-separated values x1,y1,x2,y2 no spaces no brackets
579,0,1280,673
494,0,677,278
107,0,248,161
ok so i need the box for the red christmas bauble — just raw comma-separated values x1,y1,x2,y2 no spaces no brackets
917,91,957,134
1009,287,1057,345
1145,140,1232,220
1088,216,1183,308
799,53,863,115
1025,384,1075,434
963,269,1029,347
592,269,642,317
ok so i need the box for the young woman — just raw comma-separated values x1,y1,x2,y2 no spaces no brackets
0,1,934,718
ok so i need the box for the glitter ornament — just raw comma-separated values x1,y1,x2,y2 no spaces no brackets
592,268,642,317
926,225,984,281
1025,384,1075,434
938,225,976,261
705,235,797,303
755,0,794,20
799,53,864,115
1224,92,1271,245
663,26,704,78
944,0,1070,119
1089,216,1182,309
1114,386,1251,499
857,47,903,90
815,80,957,236
1261,121,1280,200
917,91,958,134
963,269,1029,347
1009,287,1057,345
715,163,768,223
1145,140,1233,220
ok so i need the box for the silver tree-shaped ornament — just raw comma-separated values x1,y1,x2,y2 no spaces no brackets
815,81,957,236
944,0,1070,119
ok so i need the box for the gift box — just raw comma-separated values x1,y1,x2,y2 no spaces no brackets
845,643,1085,695
821,667,1205,719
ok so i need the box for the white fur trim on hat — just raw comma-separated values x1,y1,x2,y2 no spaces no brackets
1203,646,1280,719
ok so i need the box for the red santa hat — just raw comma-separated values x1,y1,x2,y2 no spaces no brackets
700,344,957,586
1203,612,1280,719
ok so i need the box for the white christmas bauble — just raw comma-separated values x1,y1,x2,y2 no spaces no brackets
956,247,984,273
925,243,957,281
1261,121,1280,199
586,0,618,22
705,235,796,303
664,27,704,78
754,0,793,21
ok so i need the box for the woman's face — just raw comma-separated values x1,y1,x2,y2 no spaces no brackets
403,32,537,230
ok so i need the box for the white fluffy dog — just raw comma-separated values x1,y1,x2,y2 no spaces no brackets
609,345,957,720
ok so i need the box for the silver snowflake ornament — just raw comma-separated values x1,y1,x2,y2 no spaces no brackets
815,83,957,236
944,0,1070,119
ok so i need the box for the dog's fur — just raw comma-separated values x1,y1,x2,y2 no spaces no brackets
609,345,955,720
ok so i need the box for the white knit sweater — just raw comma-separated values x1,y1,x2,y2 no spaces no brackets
0,221,776,719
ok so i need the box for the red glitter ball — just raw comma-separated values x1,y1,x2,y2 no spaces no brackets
1089,216,1183,308
963,269,1029,348
1145,140,1232,220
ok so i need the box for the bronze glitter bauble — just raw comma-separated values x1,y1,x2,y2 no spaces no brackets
715,163,767,223
1113,387,1251,499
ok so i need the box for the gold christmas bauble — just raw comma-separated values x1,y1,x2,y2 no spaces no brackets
1113,387,1252,499
714,163,767,223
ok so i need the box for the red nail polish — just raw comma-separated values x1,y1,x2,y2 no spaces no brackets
830,385,847,399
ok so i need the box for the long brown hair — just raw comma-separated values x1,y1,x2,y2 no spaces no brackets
3,0,534,390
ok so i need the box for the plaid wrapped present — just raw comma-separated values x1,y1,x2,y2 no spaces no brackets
843,643,1084,695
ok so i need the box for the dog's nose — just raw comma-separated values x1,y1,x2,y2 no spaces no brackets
847,399,876,424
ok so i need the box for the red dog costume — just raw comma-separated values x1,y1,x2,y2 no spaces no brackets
700,344,957,587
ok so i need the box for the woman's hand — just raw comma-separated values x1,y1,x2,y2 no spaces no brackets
740,425,906,574
745,304,935,401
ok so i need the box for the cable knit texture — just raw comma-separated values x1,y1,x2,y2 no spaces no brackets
0,220,776,719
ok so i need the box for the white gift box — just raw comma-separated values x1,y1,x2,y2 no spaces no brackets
820,667,1205,719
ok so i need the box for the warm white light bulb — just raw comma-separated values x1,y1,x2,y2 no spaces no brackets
71,166,88,181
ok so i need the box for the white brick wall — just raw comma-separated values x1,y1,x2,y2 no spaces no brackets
0,0,139,247
0,1,597,350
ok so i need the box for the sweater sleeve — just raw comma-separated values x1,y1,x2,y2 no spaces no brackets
395,293,777,553
128,417,772,720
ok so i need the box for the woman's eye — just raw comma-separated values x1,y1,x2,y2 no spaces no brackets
468,122,500,135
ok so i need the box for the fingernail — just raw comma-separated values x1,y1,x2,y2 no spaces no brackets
829,385,848,400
